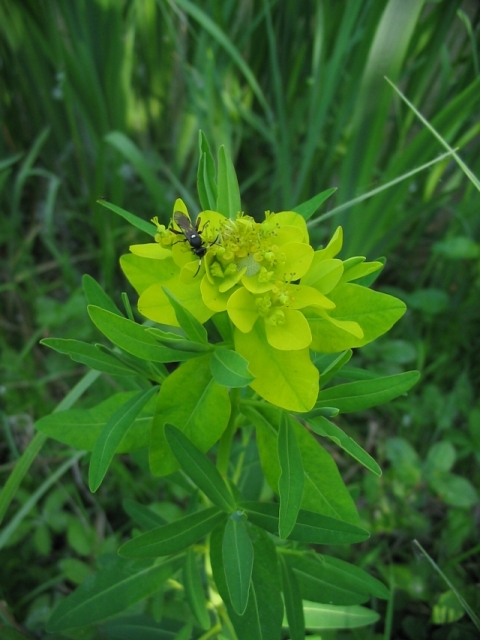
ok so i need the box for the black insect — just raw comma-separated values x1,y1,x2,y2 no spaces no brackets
172,211,208,275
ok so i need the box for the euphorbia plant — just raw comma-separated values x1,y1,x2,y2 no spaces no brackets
38,133,419,638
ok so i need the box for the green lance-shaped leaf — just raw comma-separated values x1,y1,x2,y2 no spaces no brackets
149,355,231,476
314,349,353,386
222,513,254,615
122,499,167,531
197,130,218,210
239,502,369,545
210,522,283,640
147,327,211,353
82,274,124,316
316,370,420,413
102,616,187,639
277,413,304,539
308,417,382,477
210,347,255,388
282,551,389,606
164,424,236,513
216,145,241,220
303,602,380,630
119,507,226,558
293,187,337,221
279,555,305,640
162,287,208,344
47,557,177,631
87,305,200,363
41,338,136,377
245,404,360,524
89,386,159,492
96,198,157,236
184,548,210,630
35,391,155,452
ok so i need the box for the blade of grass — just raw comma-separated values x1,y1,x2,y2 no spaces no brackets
413,540,480,631
308,149,457,227
0,370,100,525
339,0,424,202
171,0,272,119
261,0,292,204
385,76,480,192
0,450,85,551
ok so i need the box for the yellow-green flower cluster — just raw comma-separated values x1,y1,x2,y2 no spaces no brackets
120,199,404,411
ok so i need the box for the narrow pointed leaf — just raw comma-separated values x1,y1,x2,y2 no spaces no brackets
119,507,226,558
150,355,231,476
102,616,185,639
211,347,255,388
240,502,369,544
283,553,376,605
35,392,154,452
216,145,241,219
314,350,353,386
290,553,390,602
246,404,360,523
278,414,304,539
222,514,254,615
211,523,283,640
279,555,305,640
123,499,167,531
303,602,380,630
197,131,217,210
308,417,382,477
316,371,420,412
82,274,124,316
41,338,136,377
89,386,158,492
147,327,211,353
96,198,156,236
164,424,236,512
293,187,337,221
162,287,208,344
47,558,176,631
88,305,199,362
184,548,210,630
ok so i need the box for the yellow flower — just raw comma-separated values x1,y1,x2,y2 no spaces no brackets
120,200,314,331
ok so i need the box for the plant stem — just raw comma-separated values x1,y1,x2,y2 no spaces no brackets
216,388,240,477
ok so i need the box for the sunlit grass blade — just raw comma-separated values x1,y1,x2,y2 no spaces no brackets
385,76,480,192
412,540,480,631
308,150,457,227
